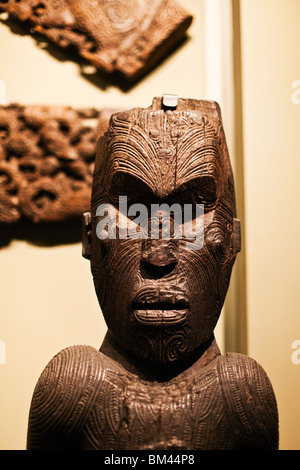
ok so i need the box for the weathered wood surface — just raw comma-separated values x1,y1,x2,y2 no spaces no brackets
27,97,279,450
0,0,193,81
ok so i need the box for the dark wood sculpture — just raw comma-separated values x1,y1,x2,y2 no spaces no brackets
27,96,279,450
0,104,113,224
0,0,192,81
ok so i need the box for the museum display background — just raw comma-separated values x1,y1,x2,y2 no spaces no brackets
0,0,299,450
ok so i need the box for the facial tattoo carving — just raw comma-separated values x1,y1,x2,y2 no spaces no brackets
85,97,241,365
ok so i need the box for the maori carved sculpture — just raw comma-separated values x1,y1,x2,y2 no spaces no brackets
0,0,193,81
27,97,279,450
0,104,113,224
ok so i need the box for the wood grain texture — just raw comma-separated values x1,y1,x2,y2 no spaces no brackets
27,344,278,450
0,0,193,81
27,97,279,450
90,97,239,364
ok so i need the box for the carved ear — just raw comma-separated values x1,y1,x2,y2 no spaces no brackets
232,218,241,257
82,212,92,260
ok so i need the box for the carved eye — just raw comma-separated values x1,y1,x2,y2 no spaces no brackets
109,172,126,201
174,176,217,214
192,176,217,209
109,172,153,208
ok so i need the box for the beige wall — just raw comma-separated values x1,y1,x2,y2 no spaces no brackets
0,0,206,450
1,0,300,451
240,0,300,450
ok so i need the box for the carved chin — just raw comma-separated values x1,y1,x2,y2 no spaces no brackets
129,323,192,364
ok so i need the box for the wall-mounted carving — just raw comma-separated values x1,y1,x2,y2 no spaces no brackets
27,97,279,450
0,104,112,224
0,0,193,81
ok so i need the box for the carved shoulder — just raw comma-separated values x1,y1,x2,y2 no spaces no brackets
27,345,106,449
216,353,279,449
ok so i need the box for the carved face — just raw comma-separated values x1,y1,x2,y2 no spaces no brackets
87,99,240,364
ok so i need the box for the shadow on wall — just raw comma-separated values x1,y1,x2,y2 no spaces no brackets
0,15,191,92
0,218,83,248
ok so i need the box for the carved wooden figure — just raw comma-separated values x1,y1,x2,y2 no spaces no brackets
0,0,192,81
27,97,279,450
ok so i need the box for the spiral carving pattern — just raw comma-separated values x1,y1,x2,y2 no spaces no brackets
26,98,278,450
0,0,193,80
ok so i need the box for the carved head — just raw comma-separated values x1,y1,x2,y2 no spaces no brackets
83,97,240,364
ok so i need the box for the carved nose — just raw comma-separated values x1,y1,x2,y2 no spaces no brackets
141,239,179,278
140,210,179,278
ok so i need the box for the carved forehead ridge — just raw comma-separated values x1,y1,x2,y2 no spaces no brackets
92,98,234,210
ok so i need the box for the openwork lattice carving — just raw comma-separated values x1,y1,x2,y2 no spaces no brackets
0,0,193,81
0,104,111,223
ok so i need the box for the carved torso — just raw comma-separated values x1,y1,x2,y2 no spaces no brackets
27,97,279,450
27,344,278,450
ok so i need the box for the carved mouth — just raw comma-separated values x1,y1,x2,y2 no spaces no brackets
132,297,189,326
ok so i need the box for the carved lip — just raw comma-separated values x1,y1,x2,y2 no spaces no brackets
132,290,189,326
133,307,189,326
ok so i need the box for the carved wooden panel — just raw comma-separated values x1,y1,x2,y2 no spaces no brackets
0,104,112,223
0,0,193,81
